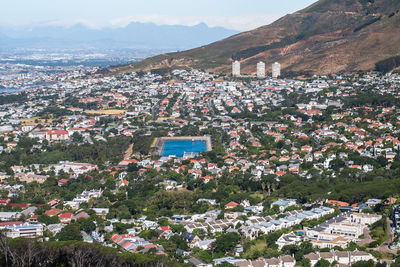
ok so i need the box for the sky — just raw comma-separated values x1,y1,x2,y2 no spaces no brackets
1,0,318,31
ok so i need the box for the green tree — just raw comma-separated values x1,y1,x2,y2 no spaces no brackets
157,218,169,226
315,259,330,267
55,223,82,241
170,224,186,234
72,132,83,142
139,230,159,241
38,215,60,225
351,260,374,267
77,218,96,233
212,232,240,254
192,229,206,239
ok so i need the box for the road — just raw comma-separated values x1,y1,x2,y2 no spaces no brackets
374,218,397,255
124,144,133,160
208,99,215,117
151,101,159,119
357,227,373,246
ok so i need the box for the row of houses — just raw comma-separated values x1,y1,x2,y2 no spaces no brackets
206,250,376,267
241,206,335,240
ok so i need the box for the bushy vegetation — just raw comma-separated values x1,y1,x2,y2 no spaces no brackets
353,16,381,32
375,55,400,73
232,36,301,60
344,91,400,108
369,217,387,247
0,136,131,172
0,232,177,267
0,93,27,105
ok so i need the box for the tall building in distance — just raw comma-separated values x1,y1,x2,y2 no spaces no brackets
272,62,281,78
232,60,240,77
256,61,265,78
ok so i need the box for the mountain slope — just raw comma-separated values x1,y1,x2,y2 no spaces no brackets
112,0,400,75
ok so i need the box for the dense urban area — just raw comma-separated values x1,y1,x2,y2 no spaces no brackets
0,64,400,267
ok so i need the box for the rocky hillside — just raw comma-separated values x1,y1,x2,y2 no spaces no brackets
111,0,400,75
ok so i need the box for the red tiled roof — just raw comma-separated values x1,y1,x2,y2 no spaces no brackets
327,200,349,207
160,226,170,232
59,212,73,219
46,130,68,135
45,208,62,216
225,201,239,208
0,221,23,226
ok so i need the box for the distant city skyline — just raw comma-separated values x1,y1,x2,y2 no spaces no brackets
1,0,318,31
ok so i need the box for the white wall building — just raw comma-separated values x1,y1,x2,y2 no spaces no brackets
232,61,240,77
257,61,265,78
0,212,21,221
0,222,44,238
272,62,281,78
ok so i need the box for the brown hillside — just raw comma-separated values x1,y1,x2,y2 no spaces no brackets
111,0,400,75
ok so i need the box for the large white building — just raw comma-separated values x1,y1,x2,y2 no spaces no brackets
272,62,281,78
0,222,44,238
232,61,240,77
256,61,265,78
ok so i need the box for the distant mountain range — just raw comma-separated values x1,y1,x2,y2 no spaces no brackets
0,22,238,51
111,0,400,75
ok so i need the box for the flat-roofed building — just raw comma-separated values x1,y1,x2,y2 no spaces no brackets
0,222,43,238
232,61,240,77
257,61,265,78
272,62,281,78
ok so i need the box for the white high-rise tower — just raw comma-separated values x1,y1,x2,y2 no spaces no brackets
272,62,281,78
257,61,265,78
232,60,240,77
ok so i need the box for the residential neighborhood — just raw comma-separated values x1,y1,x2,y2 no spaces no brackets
0,68,399,266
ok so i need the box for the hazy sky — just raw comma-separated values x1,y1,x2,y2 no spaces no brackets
1,0,318,31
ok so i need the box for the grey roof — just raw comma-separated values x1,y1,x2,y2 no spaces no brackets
188,257,206,266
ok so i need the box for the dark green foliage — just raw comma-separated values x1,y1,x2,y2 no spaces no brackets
375,55,400,73
155,235,188,256
353,16,381,32
344,92,399,108
76,218,96,233
55,223,82,241
277,176,400,204
212,232,240,254
0,232,174,267
150,68,171,76
218,262,236,267
113,223,135,234
38,214,60,225
157,218,169,226
369,217,387,245
170,224,186,234
38,106,72,118
139,230,160,241
0,93,27,105
281,242,314,261
0,136,131,171
132,134,154,155
351,259,375,267
232,36,300,60
315,259,330,267
71,132,83,142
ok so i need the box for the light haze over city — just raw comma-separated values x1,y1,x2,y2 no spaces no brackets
1,0,318,31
